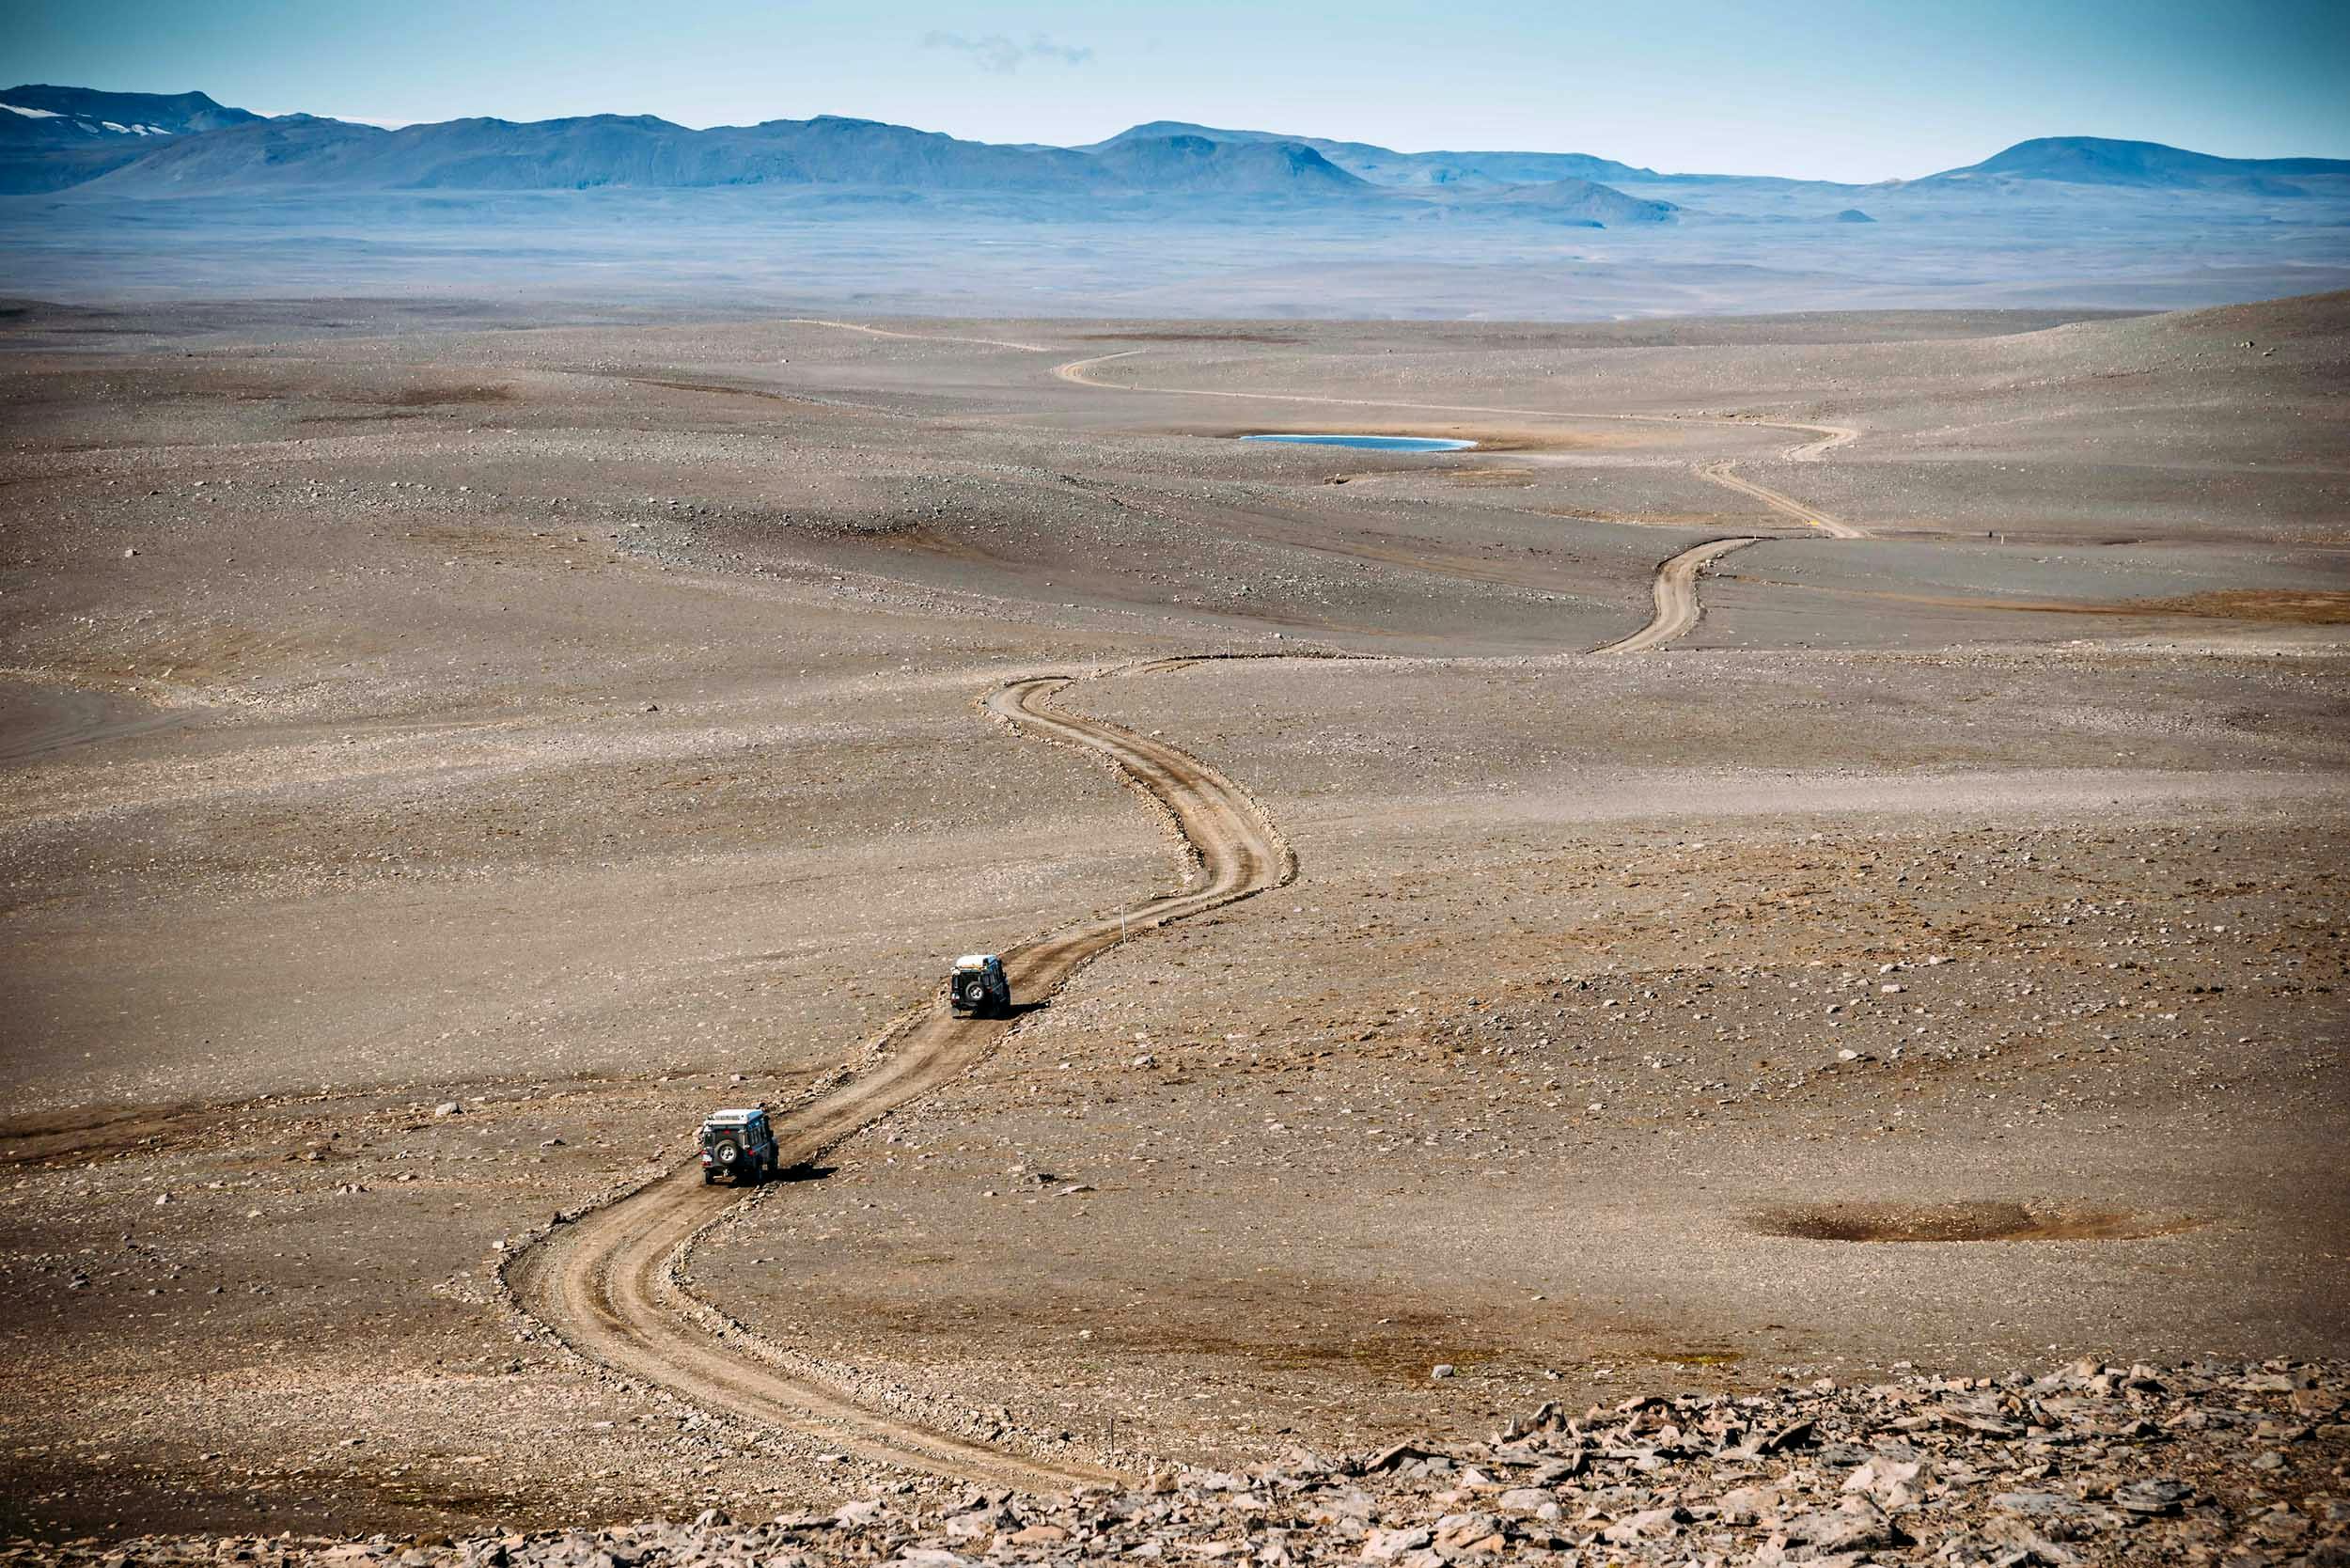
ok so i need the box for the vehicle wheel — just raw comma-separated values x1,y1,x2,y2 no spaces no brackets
702,1170,716,1184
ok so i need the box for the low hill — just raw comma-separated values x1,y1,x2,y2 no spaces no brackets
1925,136,2350,196
1087,133,1372,198
1450,176,1677,226
1088,120,1656,188
737,116,1114,193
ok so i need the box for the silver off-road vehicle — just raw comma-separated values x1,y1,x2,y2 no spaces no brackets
698,1106,779,1185
948,953,1011,1018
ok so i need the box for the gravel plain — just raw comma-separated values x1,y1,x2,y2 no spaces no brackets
1,291,2344,1553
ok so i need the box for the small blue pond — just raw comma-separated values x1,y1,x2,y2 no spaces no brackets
1240,433,1477,452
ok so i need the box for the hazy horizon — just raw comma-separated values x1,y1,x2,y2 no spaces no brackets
8,0,2350,181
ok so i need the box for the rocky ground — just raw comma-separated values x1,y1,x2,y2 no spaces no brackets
16,1356,2344,1564
3,294,2346,1548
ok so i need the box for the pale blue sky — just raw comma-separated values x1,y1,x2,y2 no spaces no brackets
5,0,2346,180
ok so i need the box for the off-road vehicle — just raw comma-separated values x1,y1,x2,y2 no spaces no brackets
949,953,1011,1018
698,1106,779,1185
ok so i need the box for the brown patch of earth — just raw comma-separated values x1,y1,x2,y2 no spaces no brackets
386,384,517,408
1723,578,2350,625
1751,1200,2191,1244
1441,466,1538,488
1080,331,1307,345
2144,588,2350,624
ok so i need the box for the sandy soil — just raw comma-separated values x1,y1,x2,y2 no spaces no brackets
1,292,2345,1542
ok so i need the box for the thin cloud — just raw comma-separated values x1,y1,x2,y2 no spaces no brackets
922,30,1094,74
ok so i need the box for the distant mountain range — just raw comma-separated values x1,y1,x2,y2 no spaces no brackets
0,84,261,136
6,85,2347,218
0,85,265,192
1082,120,1661,189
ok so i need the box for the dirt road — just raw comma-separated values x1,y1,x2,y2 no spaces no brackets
1049,346,1867,546
1696,461,1867,539
1590,537,1762,653
790,326,1865,551
0,682,190,765
1048,349,1858,462
780,319,1055,353
508,672,1291,1488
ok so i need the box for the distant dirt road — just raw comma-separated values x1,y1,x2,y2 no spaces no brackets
1052,349,1146,384
1696,461,1867,539
1050,348,1867,544
782,318,1055,353
1591,538,1762,653
1050,349,1858,461
509,672,1290,1488
1783,424,1860,462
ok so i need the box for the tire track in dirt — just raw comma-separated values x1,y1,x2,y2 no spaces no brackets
1050,349,1869,642
1590,537,1762,653
509,335,1841,1471
782,318,1056,353
1695,461,1866,539
508,670,1291,1489
0,679,192,765
799,327,1866,549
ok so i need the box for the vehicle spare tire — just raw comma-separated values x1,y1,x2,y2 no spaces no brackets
958,979,981,1005
714,1140,740,1166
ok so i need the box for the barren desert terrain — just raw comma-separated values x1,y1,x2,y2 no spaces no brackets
2,291,2346,1551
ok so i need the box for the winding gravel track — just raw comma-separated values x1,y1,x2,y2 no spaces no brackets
509,673,1290,1488
1050,347,1868,639
788,324,1867,553
1591,537,1762,653
510,328,1852,1477
1696,461,1867,539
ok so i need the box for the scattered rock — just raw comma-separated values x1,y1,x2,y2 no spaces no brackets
2114,1477,2193,1514
33,1356,2346,1568
1843,1453,1933,1507
1779,1496,1897,1551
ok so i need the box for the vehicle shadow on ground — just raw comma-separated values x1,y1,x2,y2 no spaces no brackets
773,1161,838,1185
